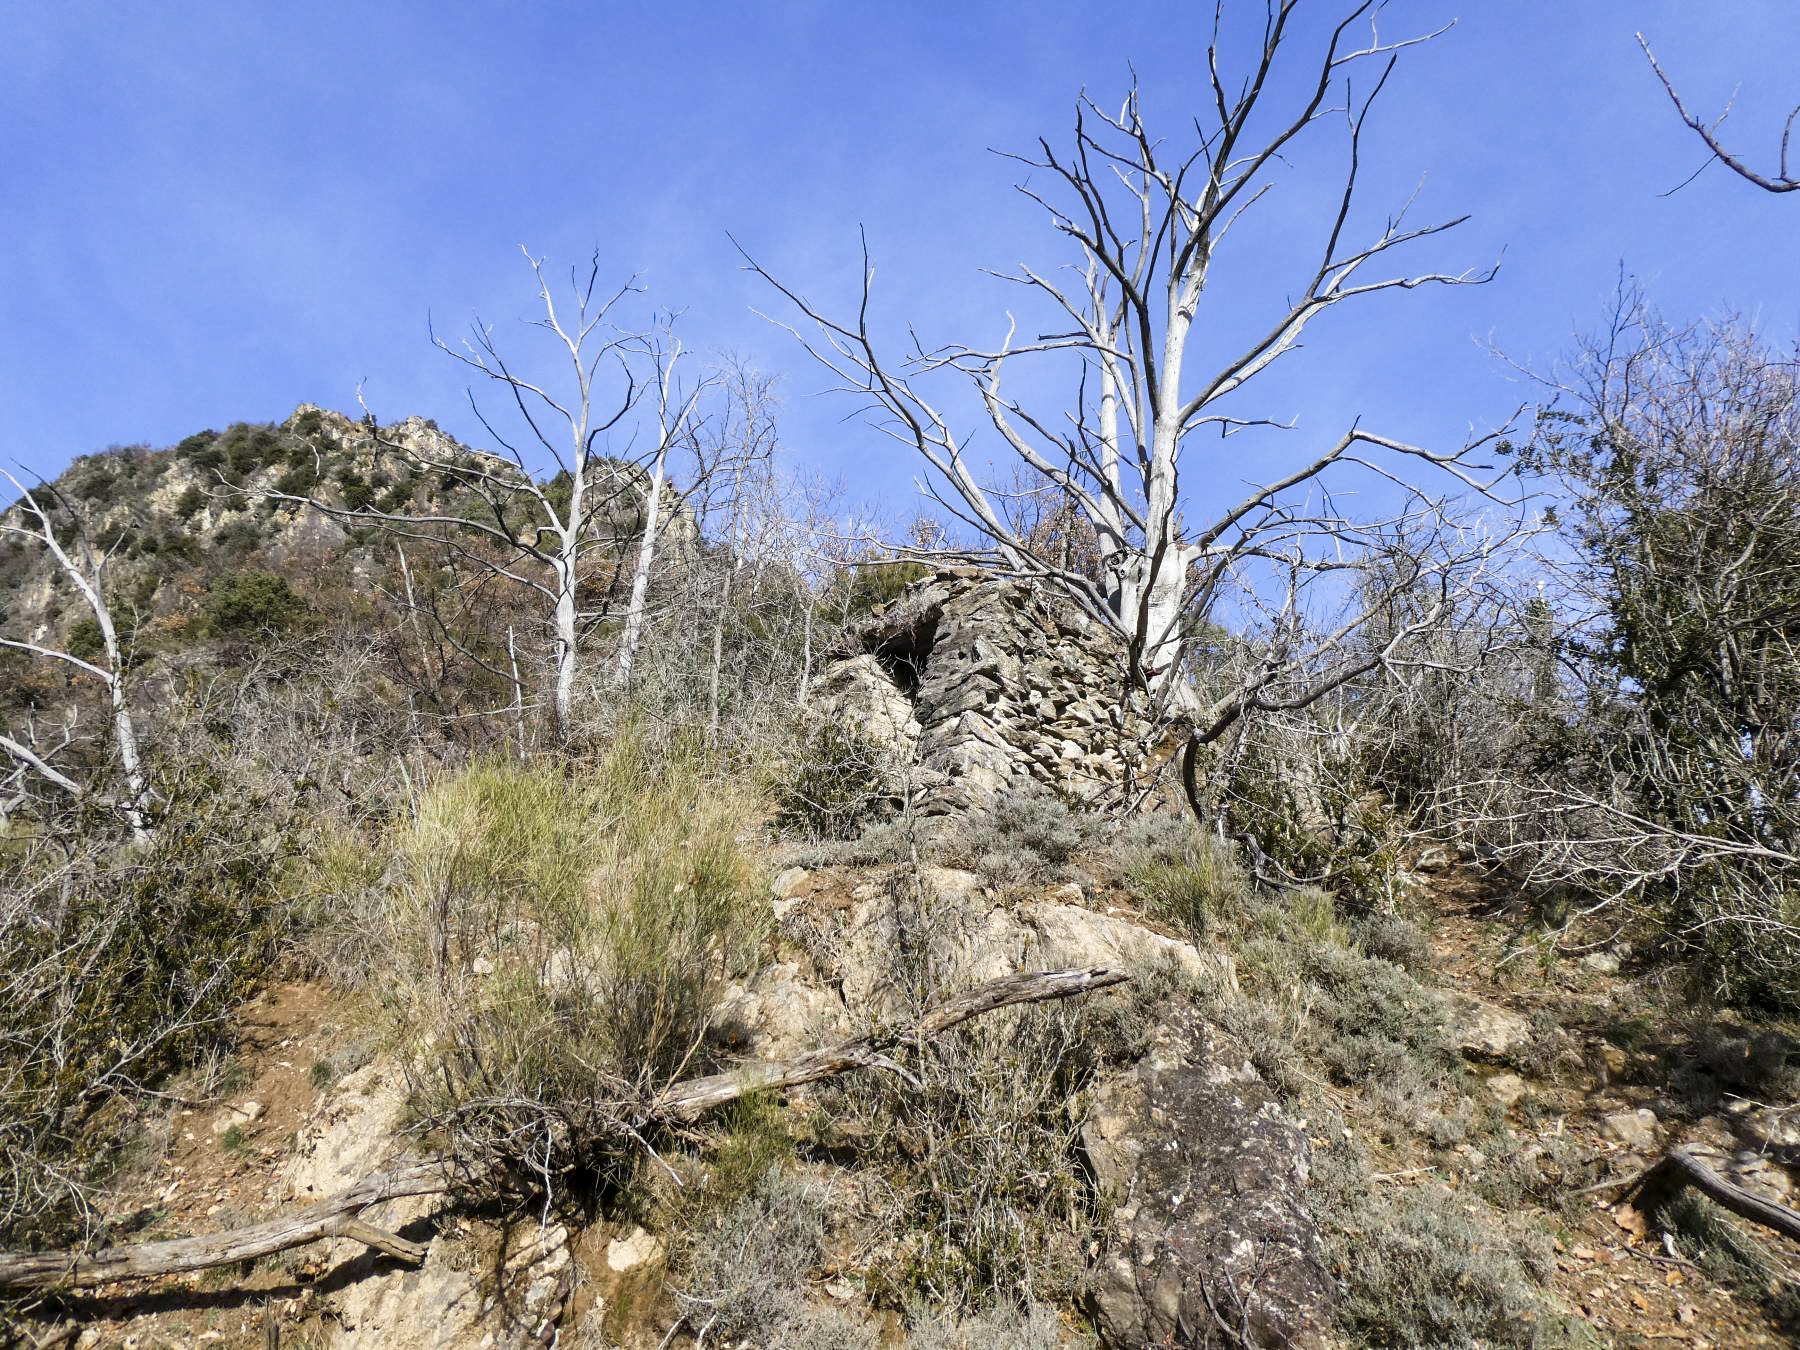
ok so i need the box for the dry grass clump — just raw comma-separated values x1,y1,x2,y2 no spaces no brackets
1112,811,1249,941
377,741,766,1207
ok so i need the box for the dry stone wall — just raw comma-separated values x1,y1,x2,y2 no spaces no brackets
812,569,1166,815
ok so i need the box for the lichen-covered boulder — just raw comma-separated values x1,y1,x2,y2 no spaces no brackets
1082,1016,1336,1349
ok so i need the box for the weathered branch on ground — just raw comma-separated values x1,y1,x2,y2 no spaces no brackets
657,964,1131,1121
0,966,1128,1292
1621,1144,1800,1245
0,1161,446,1292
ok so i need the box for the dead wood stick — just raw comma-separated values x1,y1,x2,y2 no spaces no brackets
655,965,1131,1122
0,966,1128,1292
0,1161,446,1292
1624,1145,1800,1245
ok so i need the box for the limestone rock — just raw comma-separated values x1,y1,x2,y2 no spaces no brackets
1082,1015,1336,1349
1443,994,1531,1063
328,1217,572,1349
1414,844,1454,873
1603,1107,1661,1151
1485,1073,1529,1108
283,1060,574,1348
210,1099,265,1135
714,961,842,1059
1017,900,1236,995
283,1062,407,1203
811,652,921,750
1741,1104,1800,1155
605,1226,664,1273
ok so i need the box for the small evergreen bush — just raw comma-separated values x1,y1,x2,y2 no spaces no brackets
775,721,895,840
201,569,310,639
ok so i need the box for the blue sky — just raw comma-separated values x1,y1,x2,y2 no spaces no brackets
3,2,1797,522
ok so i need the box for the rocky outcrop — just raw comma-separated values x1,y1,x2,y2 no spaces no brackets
778,864,1234,1028
813,571,1168,815
772,866,1331,1348
1083,1012,1337,1349
281,1060,573,1349
1443,993,1532,1063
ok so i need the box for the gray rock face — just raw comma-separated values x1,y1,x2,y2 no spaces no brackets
1083,1015,1336,1349
810,652,922,753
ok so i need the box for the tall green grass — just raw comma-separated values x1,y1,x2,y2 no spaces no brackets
380,741,766,1205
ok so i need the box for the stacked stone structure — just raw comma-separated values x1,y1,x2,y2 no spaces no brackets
811,569,1165,814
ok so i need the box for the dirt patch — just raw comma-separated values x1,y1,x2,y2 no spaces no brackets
18,980,372,1347
1414,866,1800,1346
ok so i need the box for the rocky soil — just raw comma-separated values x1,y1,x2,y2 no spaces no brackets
11,842,1798,1349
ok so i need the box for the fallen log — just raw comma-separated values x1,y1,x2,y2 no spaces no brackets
0,1160,446,1293
0,965,1128,1292
1622,1144,1800,1245
658,964,1131,1121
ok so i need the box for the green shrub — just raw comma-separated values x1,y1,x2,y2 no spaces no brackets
65,615,107,665
776,721,895,840
211,518,263,556
1652,1191,1800,1329
201,570,310,639
903,1301,1085,1349
1350,910,1434,976
387,746,766,1205
845,1001,1097,1312
0,778,295,1246
219,423,283,477
273,464,318,497
831,559,934,619
1114,813,1248,940
175,430,221,467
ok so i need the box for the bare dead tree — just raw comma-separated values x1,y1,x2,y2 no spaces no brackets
615,324,712,687
265,250,710,738
1640,33,1799,194
686,359,782,742
743,3,1521,802
0,469,150,841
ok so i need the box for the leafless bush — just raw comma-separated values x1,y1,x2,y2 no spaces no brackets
0,778,295,1248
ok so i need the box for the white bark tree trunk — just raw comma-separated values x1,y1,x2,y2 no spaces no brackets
0,469,152,842
615,444,666,686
